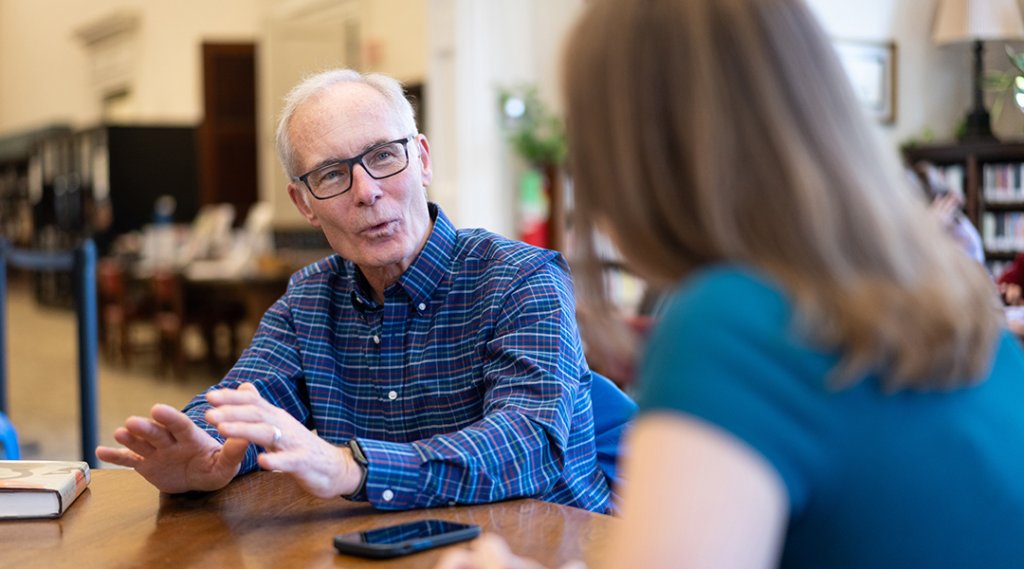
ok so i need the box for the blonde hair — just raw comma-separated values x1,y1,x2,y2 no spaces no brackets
564,0,1002,390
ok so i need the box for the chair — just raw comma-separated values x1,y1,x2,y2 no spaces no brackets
97,258,145,364
0,410,19,459
151,270,188,377
590,370,637,492
0,238,99,467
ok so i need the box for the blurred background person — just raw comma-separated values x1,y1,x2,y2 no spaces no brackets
438,0,1024,568
910,161,985,266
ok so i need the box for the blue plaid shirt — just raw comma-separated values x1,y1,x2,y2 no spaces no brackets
183,204,611,513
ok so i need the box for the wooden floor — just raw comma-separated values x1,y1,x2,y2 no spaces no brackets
5,276,223,463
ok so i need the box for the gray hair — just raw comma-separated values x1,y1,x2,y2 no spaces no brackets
274,69,418,178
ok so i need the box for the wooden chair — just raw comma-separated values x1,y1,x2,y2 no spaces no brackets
97,258,138,364
151,270,188,377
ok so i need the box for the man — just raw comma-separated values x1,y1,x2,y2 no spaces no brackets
96,69,612,513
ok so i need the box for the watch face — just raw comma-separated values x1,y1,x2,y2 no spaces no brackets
349,439,368,465
344,439,369,499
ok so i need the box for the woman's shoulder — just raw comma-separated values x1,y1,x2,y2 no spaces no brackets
660,264,790,330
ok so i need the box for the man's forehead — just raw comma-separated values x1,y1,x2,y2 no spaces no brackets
291,85,402,155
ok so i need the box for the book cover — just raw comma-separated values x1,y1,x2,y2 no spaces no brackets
0,460,91,519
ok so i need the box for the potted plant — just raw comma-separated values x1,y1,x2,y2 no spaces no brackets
498,85,569,249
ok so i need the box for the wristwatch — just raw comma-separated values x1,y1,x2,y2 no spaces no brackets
345,438,369,499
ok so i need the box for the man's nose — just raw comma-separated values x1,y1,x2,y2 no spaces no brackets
349,163,383,205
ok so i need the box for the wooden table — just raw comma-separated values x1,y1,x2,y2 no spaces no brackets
0,470,616,569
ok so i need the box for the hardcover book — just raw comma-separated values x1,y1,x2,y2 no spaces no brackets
0,460,91,519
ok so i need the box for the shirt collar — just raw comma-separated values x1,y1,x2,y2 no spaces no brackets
395,202,454,312
347,202,453,313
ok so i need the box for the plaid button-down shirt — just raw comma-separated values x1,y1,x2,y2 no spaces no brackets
183,204,611,513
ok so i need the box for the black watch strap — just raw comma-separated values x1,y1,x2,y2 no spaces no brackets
345,438,368,499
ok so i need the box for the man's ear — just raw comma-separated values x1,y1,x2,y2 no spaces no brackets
287,182,321,228
416,134,433,187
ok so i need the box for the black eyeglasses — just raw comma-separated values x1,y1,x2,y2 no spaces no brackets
295,136,414,200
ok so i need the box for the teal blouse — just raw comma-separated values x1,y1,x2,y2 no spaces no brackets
637,266,1024,568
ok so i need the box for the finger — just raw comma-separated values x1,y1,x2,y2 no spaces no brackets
206,404,268,425
434,549,477,569
113,427,159,456
95,446,144,468
150,404,205,445
216,421,281,448
474,534,516,568
255,445,304,471
123,417,176,449
205,383,265,407
216,437,250,471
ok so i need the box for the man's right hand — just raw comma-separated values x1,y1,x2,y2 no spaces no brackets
96,403,249,494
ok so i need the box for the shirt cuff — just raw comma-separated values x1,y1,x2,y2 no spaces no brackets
356,438,424,510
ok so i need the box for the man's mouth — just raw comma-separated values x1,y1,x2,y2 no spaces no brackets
360,219,399,237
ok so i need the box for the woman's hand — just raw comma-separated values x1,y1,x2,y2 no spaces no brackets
434,533,585,569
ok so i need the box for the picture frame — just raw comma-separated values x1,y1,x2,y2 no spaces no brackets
833,40,897,124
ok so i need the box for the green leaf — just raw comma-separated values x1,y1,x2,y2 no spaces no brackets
497,84,568,166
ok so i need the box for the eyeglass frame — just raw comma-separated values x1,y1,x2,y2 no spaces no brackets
293,135,417,200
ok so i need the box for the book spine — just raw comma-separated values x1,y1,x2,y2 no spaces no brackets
57,466,90,514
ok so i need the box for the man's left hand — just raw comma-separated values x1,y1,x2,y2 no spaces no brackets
204,382,364,498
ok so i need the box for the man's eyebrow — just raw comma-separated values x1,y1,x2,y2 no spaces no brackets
303,138,392,174
359,137,391,152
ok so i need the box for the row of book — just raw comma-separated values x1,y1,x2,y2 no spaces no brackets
933,162,1024,204
981,211,1024,252
982,163,1024,203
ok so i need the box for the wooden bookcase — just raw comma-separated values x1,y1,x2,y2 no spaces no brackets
902,140,1024,275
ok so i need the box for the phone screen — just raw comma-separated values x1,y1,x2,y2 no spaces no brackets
334,519,481,558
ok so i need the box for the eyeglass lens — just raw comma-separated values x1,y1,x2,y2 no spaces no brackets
307,140,408,197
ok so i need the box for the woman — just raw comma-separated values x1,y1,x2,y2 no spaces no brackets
438,0,1024,568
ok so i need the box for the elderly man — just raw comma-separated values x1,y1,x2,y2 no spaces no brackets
97,69,612,513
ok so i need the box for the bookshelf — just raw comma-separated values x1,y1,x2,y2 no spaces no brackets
902,140,1024,276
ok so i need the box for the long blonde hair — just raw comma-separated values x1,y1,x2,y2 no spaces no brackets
564,0,1002,390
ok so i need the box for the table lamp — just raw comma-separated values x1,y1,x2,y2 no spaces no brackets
934,0,1024,141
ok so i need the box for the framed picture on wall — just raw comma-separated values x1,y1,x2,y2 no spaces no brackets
833,40,897,124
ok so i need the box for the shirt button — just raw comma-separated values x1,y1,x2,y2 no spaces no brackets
417,302,426,311
372,335,380,345
382,489,395,502
388,390,398,400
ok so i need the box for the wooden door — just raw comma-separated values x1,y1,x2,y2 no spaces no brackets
199,42,258,224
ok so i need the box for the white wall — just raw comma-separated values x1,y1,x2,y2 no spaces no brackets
257,0,429,227
807,0,1024,146
425,0,583,235
0,0,263,133
8,1,1024,235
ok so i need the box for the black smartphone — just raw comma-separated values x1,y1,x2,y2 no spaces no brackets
333,519,481,559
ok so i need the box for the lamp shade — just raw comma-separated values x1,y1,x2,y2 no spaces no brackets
933,0,1024,44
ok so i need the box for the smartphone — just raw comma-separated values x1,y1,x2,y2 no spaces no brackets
333,519,481,559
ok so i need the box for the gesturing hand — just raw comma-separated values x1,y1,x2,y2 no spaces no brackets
204,382,364,498
96,403,248,494
434,533,586,569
